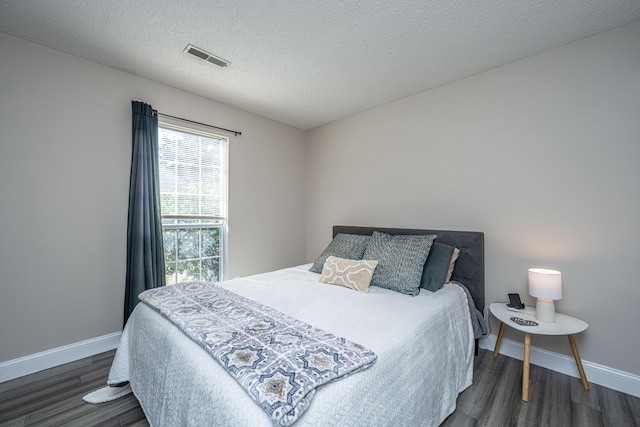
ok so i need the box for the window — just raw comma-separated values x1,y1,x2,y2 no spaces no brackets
158,122,228,285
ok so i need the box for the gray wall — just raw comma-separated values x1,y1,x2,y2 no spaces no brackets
0,33,307,362
306,21,640,375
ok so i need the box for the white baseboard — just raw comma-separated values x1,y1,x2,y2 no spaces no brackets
0,332,122,383
480,334,640,398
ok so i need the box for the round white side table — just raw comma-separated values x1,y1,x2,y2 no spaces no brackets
489,302,589,401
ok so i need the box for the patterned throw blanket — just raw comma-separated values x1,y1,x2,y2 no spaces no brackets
139,283,377,426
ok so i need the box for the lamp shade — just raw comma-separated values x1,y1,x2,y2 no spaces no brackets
528,268,562,300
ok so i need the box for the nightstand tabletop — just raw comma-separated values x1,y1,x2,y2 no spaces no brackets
489,302,588,335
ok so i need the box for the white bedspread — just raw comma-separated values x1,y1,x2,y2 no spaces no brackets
108,264,474,426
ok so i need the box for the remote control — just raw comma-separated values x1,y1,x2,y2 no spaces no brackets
510,317,538,327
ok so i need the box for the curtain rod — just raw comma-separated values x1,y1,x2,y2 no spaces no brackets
154,111,242,136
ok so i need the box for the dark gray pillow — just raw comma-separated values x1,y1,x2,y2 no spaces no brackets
363,231,437,296
421,241,456,292
309,234,371,273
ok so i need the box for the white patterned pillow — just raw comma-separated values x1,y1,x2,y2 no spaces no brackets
318,256,379,293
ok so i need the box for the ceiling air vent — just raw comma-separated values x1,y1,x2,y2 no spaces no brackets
184,44,230,68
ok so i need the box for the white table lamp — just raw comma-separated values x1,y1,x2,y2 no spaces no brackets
528,268,562,323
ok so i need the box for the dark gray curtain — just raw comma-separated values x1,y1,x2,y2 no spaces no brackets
124,101,165,325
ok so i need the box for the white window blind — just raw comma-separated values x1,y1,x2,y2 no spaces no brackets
159,125,227,219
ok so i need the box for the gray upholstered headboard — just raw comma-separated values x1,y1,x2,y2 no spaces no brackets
333,226,485,313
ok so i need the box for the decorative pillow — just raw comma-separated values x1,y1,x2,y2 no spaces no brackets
421,242,458,292
318,256,378,293
363,231,437,296
446,248,460,283
309,234,370,273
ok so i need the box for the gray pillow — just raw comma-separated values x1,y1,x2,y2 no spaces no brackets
363,231,437,296
421,241,456,292
309,234,371,273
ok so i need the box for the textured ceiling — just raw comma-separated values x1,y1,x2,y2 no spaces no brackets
1,1,640,129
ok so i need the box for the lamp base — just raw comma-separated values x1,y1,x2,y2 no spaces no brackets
535,298,556,323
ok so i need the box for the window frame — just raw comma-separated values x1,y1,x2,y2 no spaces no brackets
157,118,229,283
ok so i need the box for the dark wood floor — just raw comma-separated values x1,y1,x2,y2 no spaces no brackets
1,349,638,426
0,350,147,427
442,350,640,427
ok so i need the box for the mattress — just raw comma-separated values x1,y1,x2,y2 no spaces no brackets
108,264,474,426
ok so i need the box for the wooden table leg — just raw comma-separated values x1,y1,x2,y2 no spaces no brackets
568,334,590,390
522,332,531,402
493,322,505,358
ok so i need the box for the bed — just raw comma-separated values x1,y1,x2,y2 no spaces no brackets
106,225,485,426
